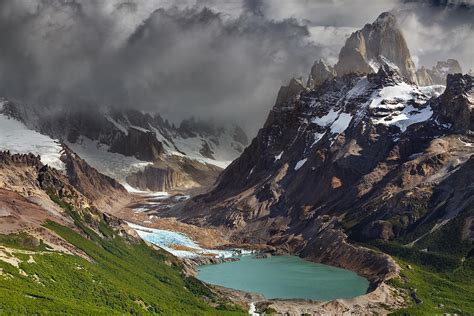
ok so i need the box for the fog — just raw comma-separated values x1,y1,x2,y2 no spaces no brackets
0,0,472,135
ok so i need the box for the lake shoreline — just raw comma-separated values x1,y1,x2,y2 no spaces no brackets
180,252,403,315
122,192,405,314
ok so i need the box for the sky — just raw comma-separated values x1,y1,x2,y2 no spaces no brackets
0,0,472,136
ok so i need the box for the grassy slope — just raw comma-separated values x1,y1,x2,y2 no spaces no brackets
389,257,474,315
0,200,244,315
366,212,474,315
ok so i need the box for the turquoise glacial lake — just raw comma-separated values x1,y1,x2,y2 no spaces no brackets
197,255,369,301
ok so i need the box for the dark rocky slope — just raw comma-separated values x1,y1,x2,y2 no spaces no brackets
171,67,473,284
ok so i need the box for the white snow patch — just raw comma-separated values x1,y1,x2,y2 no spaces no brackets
459,138,473,147
419,85,446,98
346,77,370,99
294,158,307,171
166,133,236,169
274,151,283,161
380,55,400,71
67,137,152,183
311,109,339,126
311,132,325,147
121,183,169,197
368,59,381,72
369,83,414,110
369,83,436,132
0,114,65,170
372,104,433,132
248,303,259,316
330,112,353,134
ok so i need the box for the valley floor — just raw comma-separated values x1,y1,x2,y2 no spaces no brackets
113,188,474,315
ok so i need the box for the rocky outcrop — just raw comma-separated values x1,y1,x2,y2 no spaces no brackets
416,66,434,86
127,166,190,191
61,146,128,211
433,73,473,132
307,59,336,88
181,256,240,276
274,78,306,108
416,59,464,86
429,59,463,85
126,156,222,192
109,127,164,162
335,12,418,84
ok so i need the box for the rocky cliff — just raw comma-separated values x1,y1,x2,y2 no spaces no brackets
335,12,418,84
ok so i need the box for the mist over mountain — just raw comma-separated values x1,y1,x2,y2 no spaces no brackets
0,0,472,135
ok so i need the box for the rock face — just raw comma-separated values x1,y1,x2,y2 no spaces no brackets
415,67,435,86
433,73,473,132
126,156,222,192
417,59,465,86
172,67,473,283
307,60,336,88
61,145,128,211
109,127,164,161
274,77,306,108
335,12,418,84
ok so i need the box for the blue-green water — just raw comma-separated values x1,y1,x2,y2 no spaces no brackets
197,255,369,301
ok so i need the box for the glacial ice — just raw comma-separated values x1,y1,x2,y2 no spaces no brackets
0,114,65,170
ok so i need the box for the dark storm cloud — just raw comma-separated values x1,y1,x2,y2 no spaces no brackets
0,0,471,135
0,0,321,133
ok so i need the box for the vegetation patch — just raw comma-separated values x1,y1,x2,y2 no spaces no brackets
0,194,244,315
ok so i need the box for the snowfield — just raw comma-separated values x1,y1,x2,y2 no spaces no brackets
0,113,65,170
67,137,152,183
368,82,441,132
294,158,307,171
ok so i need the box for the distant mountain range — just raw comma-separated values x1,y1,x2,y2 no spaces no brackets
0,101,248,192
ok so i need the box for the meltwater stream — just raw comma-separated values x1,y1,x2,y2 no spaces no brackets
197,255,369,301
126,193,369,301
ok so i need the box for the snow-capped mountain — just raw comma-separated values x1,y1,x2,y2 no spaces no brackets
334,12,418,84
0,102,248,191
172,12,473,283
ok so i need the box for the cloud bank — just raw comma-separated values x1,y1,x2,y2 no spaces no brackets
0,0,472,135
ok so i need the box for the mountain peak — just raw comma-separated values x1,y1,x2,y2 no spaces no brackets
307,59,336,88
373,11,397,26
434,73,473,132
335,12,418,84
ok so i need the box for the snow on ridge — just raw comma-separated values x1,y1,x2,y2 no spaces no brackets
368,82,438,132
311,109,339,126
166,132,240,169
67,137,152,183
311,132,325,147
330,112,353,134
105,114,128,135
346,77,371,99
0,114,65,170
294,158,307,171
